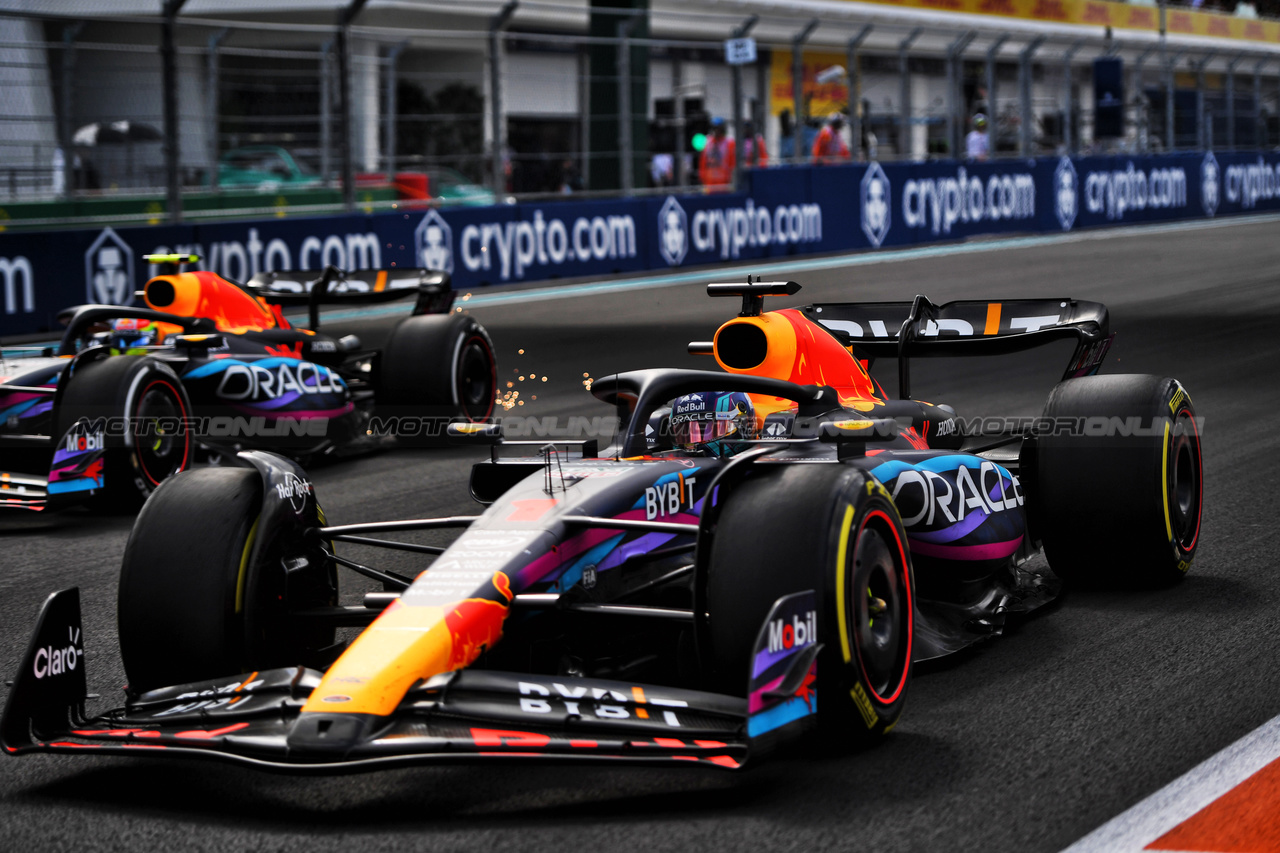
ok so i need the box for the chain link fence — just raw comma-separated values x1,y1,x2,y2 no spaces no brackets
0,1,1277,227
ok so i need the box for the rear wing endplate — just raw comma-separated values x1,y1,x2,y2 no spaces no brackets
801,296,1113,398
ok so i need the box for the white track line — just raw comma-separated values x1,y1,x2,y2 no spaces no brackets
1061,712,1280,852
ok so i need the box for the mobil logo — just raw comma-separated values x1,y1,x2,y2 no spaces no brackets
767,609,817,654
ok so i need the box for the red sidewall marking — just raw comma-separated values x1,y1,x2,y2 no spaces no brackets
461,334,496,423
854,507,913,706
135,378,191,487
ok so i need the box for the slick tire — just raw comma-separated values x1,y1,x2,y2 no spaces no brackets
118,468,262,693
380,313,496,446
1027,374,1202,587
704,465,914,748
55,355,192,511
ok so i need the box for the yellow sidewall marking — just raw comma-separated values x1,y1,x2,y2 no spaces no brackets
234,517,260,614
835,503,855,664
1161,421,1172,543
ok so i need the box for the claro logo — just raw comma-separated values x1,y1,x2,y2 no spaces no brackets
34,627,82,679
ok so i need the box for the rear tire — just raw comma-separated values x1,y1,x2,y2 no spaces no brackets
380,313,496,439
704,465,913,747
1028,374,1202,587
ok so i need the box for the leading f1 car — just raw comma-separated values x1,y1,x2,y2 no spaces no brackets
1,280,1203,771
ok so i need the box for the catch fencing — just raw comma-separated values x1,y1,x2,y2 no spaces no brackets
3,2,1280,230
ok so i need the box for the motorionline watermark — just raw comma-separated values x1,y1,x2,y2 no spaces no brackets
796,414,1205,440
64,414,625,441
65,413,1203,443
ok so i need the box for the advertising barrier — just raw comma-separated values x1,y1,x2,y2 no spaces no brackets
1,150,1278,338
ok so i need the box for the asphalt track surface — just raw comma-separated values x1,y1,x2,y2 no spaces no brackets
2,217,1280,852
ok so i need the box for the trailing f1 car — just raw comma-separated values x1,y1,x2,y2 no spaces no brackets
0,255,495,511
1,280,1203,771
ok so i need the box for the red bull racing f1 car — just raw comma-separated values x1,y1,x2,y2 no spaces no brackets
0,255,495,512
1,280,1202,770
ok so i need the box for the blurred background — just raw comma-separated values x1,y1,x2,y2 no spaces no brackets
0,0,1278,228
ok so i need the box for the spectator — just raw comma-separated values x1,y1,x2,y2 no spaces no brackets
740,120,768,168
965,113,990,161
559,158,582,194
650,151,674,187
699,117,735,191
812,113,850,164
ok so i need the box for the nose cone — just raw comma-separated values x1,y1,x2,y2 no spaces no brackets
300,571,514,719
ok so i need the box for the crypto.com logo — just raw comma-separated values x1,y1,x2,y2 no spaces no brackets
861,162,891,247
1054,157,1079,231
414,209,454,274
84,227,134,305
1201,152,1220,218
658,196,688,266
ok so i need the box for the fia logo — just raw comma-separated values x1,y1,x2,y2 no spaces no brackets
84,227,135,305
860,162,891,248
1054,157,1078,231
414,209,454,274
1201,152,1219,218
657,196,688,266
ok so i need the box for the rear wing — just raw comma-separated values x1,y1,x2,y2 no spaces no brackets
800,296,1113,399
247,267,454,330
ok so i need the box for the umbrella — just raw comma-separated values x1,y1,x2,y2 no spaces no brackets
73,120,163,147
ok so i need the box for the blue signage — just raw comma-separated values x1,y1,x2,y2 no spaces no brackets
1,150,1278,337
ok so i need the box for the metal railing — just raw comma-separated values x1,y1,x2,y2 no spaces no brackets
0,1,1277,228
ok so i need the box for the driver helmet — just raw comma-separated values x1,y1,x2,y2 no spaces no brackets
105,318,168,354
973,113,988,129
669,391,756,457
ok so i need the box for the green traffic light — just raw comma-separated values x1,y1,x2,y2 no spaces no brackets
691,133,708,152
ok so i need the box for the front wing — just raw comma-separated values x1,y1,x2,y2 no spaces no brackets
2,589,822,772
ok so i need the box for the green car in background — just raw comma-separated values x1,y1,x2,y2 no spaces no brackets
216,145,320,190
424,167,495,207
215,146,495,207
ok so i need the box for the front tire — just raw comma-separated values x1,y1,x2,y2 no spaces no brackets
118,468,262,692
118,467,337,693
1028,374,1203,587
704,465,913,747
56,355,193,509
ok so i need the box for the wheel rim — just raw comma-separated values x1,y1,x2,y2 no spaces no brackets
1168,410,1202,552
134,380,190,487
849,510,912,703
457,335,495,421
